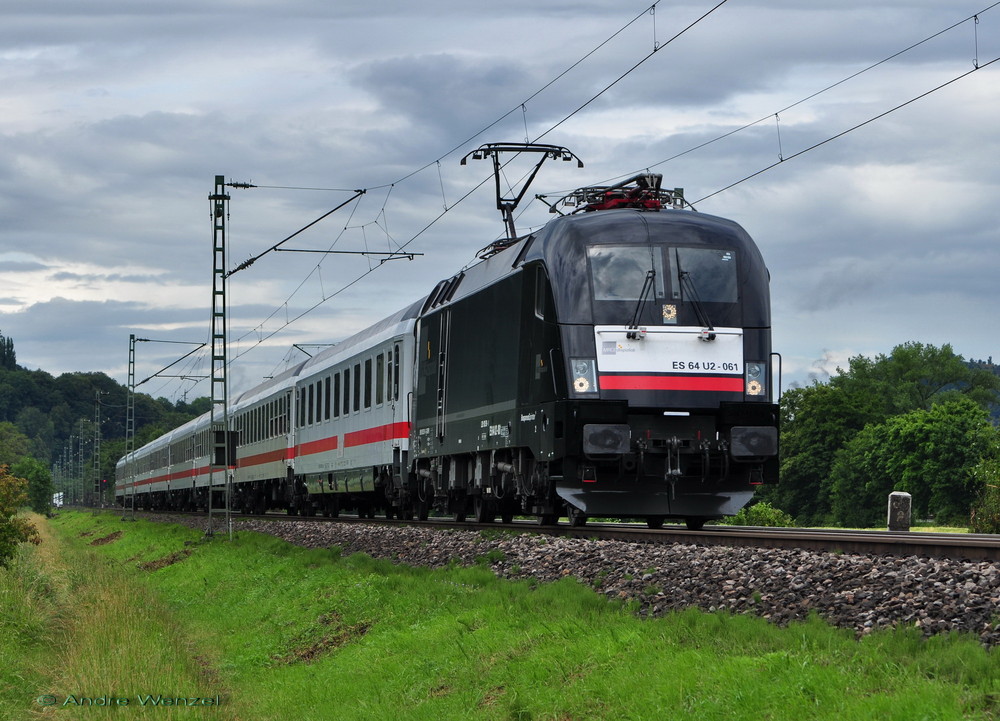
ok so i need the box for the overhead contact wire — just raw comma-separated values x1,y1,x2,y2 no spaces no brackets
693,55,1000,205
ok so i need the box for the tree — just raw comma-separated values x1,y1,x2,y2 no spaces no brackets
0,330,15,370
970,457,1000,533
0,422,31,468
762,383,883,524
829,398,999,526
0,464,39,567
831,342,1000,413
14,406,55,461
766,342,1000,525
12,457,54,516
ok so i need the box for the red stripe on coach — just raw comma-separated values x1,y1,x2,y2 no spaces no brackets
344,421,411,448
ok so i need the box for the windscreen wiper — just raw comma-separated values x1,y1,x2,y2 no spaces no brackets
677,263,716,342
627,269,656,339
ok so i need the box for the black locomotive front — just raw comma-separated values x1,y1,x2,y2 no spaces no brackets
525,209,778,527
410,200,777,528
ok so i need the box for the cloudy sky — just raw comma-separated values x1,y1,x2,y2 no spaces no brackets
2,0,998,402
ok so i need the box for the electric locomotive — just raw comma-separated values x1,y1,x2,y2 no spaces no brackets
409,173,778,529
117,162,778,530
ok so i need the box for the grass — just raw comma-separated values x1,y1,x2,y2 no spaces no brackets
0,513,238,720
3,510,999,720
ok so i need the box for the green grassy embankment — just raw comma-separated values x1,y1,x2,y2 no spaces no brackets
2,510,998,720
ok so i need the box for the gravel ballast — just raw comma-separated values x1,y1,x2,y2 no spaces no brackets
171,516,1000,646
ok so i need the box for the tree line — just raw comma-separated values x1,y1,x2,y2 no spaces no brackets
758,342,1000,528
0,330,208,511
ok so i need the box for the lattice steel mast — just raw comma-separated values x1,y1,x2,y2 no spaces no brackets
207,176,232,538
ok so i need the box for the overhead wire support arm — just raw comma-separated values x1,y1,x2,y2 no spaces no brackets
272,248,423,263
225,189,367,277
134,342,208,388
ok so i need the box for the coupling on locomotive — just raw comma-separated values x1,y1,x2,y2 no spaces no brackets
117,161,779,530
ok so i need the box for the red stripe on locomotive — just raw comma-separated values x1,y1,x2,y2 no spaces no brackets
598,374,744,392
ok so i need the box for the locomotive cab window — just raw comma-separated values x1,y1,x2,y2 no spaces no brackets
668,247,738,303
588,244,740,326
587,246,665,301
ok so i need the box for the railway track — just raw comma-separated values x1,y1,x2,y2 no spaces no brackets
108,507,1000,561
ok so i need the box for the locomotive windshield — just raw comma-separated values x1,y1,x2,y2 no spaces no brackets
670,247,738,303
588,246,665,301
587,244,739,326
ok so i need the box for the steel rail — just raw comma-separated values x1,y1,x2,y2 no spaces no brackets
105,507,1000,561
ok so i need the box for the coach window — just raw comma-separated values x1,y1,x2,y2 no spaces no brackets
324,376,331,421
343,367,351,416
364,358,372,409
307,384,314,425
376,352,385,405
334,373,341,418
299,388,306,428
353,362,361,412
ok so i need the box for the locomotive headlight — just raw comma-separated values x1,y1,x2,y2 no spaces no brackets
745,362,766,396
571,358,599,395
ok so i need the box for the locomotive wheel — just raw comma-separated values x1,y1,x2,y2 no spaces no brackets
452,492,468,522
646,516,665,530
537,513,558,526
567,505,587,527
474,496,495,523
253,495,267,516
685,517,706,531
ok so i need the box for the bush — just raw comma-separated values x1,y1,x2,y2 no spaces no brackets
723,501,796,527
0,465,40,567
969,458,1000,534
